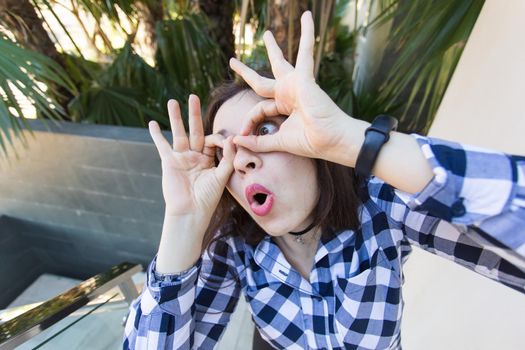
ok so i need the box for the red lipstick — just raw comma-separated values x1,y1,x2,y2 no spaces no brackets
245,183,274,216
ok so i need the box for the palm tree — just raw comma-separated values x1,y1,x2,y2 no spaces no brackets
0,36,77,154
136,0,164,53
266,0,309,63
0,0,76,116
0,0,62,64
198,0,235,74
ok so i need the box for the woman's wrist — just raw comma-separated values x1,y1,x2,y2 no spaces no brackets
156,212,208,274
322,112,433,193
322,111,369,168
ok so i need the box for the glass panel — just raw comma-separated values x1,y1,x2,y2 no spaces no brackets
15,286,132,350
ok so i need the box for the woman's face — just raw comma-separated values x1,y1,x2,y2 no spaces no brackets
213,90,319,236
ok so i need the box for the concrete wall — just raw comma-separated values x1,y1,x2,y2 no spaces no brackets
0,120,166,307
0,216,46,308
402,1,525,349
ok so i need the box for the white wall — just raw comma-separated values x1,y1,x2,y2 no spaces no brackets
402,1,525,349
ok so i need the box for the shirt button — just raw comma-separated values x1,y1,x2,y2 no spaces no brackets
451,198,466,217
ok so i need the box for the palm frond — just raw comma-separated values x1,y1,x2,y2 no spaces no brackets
76,0,136,21
155,13,225,118
376,0,484,132
68,86,165,127
34,0,86,57
74,0,137,37
0,35,76,156
69,43,168,126
317,0,355,115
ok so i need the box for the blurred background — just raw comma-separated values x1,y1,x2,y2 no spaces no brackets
1,0,524,349
0,0,486,148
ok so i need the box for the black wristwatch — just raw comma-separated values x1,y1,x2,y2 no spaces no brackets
354,115,398,179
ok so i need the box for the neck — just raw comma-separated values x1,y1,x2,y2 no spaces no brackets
276,225,321,253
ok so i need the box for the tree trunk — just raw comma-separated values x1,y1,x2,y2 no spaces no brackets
136,0,163,54
268,0,309,64
198,0,235,75
0,0,73,119
0,0,63,66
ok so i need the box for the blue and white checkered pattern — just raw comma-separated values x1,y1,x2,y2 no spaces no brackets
123,135,525,349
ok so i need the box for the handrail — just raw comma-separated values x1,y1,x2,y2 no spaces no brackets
0,262,142,350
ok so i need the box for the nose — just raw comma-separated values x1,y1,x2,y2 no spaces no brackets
233,146,261,175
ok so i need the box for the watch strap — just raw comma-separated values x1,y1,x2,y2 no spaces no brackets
355,115,398,179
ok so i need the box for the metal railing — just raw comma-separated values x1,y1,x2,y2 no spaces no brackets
0,262,142,350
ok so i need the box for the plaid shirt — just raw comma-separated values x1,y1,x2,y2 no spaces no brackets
123,135,525,349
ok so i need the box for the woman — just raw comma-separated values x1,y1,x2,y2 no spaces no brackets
123,12,525,350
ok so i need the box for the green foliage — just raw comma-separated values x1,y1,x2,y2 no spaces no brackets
65,12,225,129
155,14,226,114
61,54,103,91
243,41,270,72
75,0,136,21
374,0,484,132
99,43,165,106
317,0,355,116
69,86,159,126
69,43,168,127
0,0,485,155
315,0,483,133
0,35,76,155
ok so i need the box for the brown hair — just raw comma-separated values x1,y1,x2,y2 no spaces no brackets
200,77,361,256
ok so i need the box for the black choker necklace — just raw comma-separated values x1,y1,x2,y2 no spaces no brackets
288,222,316,244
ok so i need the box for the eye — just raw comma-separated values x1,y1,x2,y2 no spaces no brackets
254,120,279,136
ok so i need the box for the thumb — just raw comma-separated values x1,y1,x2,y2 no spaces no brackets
233,134,283,153
214,136,235,185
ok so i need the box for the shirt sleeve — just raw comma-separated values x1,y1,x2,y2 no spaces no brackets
122,237,241,349
367,135,525,293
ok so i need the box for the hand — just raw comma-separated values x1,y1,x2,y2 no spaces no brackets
230,11,357,161
149,95,235,224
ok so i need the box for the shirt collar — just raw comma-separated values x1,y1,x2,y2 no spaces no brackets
252,228,356,294
253,235,315,294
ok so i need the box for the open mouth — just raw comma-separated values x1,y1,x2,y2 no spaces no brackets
245,184,274,216
253,193,268,205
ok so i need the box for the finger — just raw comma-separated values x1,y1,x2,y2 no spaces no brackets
148,120,172,158
295,11,315,76
188,94,204,152
240,99,280,136
229,58,275,98
233,134,283,153
168,99,189,152
262,31,294,78
203,133,226,157
204,133,226,148
215,136,235,185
